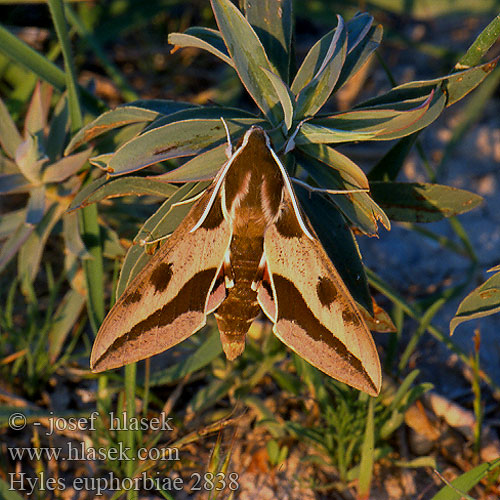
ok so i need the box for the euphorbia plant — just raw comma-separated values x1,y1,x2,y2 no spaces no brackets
67,0,495,321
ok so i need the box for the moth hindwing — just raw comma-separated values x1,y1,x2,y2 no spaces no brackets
91,126,381,396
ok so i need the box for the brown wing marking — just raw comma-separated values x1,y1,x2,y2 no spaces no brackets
91,186,231,372
263,192,381,396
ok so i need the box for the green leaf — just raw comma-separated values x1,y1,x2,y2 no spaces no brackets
0,23,66,92
106,118,261,176
47,0,82,132
47,93,70,161
0,222,33,274
260,68,294,130
370,182,483,222
431,457,500,500
210,0,282,124
42,148,92,183
24,81,52,136
334,22,382,93
244,0,292,82
0,96,22,158
63,211,89,259
450,270,500,335
0,174,32,195
47,288,85,363
68,176,178,211
18,202,65,284
313,91,435,141
15,134,48,184
296,186,372,313
295,122,377,144
457,14,500,68
298,143,369,189
294,16,347,119
357,398,375,500
296,153,389,236
25,185,46,225
148,329,222,385
65,101,197,154
0,476,26,500
168,28,234,67
357,58,499,109
154,143,228,182
0,209,25,239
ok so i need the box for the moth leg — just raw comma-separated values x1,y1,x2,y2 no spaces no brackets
251,252,267,291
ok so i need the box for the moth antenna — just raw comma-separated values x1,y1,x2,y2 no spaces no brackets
170,189,206,208
220,117,233,158
263,133,315,240
292,178,370,195
190,128,254,233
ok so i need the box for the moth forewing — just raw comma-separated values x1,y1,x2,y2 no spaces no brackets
261,188,381,396
90,181,232,372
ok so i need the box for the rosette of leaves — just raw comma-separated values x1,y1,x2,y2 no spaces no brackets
67,0,496,317
0,82,91,364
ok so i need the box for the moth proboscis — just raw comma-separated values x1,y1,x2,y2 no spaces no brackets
91,126,381,396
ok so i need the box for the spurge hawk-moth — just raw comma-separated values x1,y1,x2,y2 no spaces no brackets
90,126,381,396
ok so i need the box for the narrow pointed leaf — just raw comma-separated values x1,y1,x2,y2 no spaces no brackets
294,16,347,118
24,81,52,136
42,148,91,183
168,28,234,67
47,288,86,363
106,118,261,175
431,458,500,500
244,0,292,82
25,185,46,225
296,153,389,235
0,174,32,194
63,211,90,259
18,202,66,282
295,122,378,144
370,182,483,222
346,13,373,54
154,143,229,182
298,143,369,189
450,271,500,335
210,0,282,124
457,14,500,68
0,223,33,274
68,176,178,211
357,58,499,109
65,101,197,154
297,186,372,313
313,91,434,141
334,23,382,93
0,209,25,239
15,134,48,184
0,97,22,158
47,94,69,160
261,68,294,130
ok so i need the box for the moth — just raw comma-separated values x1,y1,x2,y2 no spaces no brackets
91,126,381,396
